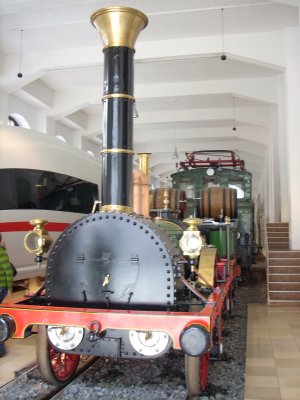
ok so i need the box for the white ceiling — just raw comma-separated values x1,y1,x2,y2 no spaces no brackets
0,0,298,197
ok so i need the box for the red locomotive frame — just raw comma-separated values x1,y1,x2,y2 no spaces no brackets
0,259,238,346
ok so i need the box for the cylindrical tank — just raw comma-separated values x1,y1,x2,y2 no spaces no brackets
208,230,234,258
196,187,237,220
154,219,184,250
150,188,186,217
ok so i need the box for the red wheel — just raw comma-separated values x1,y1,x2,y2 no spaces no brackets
200,352,210,390
185,352,210,396
37,325,80,386
223,289,233,318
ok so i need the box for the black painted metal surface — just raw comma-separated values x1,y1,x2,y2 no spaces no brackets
101,46,134,208
46,212,181,309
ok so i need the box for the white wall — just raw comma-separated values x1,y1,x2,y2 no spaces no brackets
285,27,300,249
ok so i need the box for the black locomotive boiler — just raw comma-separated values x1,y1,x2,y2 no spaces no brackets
0,7,239,398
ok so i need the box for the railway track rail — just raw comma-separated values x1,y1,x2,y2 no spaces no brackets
0,356,97,400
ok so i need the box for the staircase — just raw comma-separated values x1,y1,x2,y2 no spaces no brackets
267,222,289,250
267,223,300,306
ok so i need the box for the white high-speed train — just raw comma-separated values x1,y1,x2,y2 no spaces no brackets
0,126,101,280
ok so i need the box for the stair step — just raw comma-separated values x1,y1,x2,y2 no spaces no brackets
269,291,300,300
266,222,295,303
269,266,300,274
267,223,289,227
268,300,300,306
267,232,289,238
269,282,300,291
268,244,289,250
269,251,300,258
268,258,300,266
269,274,300,282
267,228,289,232
268,238,289,243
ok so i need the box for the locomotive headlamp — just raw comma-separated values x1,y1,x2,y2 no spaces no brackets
24,219,53,256
206,167,215,176
180,217,203,258
0,315,16,342
180,232,203,256
180,324,210,357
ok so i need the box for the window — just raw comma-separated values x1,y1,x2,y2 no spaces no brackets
8,113,30,128
229,183,245,199
0,169,99,214
55,135,67,143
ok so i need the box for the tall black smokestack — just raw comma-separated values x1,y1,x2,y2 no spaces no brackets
91,7,148,213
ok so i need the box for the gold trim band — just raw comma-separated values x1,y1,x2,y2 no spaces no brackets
102,93,135,101
101,148,134,154
101,205,133,214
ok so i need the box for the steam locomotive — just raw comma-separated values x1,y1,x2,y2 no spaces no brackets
0,7,240,397
151,149,254,269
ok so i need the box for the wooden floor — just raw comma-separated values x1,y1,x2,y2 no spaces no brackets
245,304,300,400
0,335,36,387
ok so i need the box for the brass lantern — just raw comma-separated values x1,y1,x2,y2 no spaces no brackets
24,219,53,256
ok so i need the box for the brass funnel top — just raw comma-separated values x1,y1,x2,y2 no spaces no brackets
91,6,148,49
137,152,151,175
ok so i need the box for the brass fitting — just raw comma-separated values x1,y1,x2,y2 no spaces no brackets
24,219,53,256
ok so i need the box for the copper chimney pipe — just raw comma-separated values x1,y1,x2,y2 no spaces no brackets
133,153,151,217
90,7,148,213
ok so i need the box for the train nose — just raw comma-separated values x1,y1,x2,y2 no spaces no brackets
0,315,16,342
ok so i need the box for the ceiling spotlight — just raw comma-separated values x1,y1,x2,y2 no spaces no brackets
172,146,179,160
220,9,226,61
17,29,24,78
232,96,237,131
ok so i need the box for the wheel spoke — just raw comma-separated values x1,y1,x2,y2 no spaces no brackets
49,347,79,381
37,325,80,386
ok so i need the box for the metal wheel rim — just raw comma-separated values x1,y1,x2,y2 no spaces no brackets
185,352,210,396
200,352,209,390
